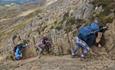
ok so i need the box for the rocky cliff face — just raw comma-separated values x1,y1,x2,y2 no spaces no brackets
0,0,115,62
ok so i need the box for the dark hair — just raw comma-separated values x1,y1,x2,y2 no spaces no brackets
42,37,48,44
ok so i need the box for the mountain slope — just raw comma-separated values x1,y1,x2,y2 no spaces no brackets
0,0,115,70
0,0,46,4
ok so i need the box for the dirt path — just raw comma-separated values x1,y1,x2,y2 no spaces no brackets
0,55,115,70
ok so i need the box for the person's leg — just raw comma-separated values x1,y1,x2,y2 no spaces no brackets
39,47,43,54
45,45,50,54
81,47,89,58
36,47,39,55
71,43,80,57
38,47,44,58
77,37,90,58
46,42,52,54
71,37,81,57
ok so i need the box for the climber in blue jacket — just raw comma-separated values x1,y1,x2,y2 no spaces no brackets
14,43,27,60
71,19,107,58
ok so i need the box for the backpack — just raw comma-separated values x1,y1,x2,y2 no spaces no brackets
78,22,100,46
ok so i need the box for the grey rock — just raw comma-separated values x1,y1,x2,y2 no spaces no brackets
74,0,94,20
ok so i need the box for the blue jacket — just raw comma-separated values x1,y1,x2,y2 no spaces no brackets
15,47,22,60
14,43,26,60
78,22,100,46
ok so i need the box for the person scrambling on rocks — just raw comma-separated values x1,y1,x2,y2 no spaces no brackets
36,36,52,58
13,43,26,60
71,18,108,58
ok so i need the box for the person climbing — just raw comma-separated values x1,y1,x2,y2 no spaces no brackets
13,43,26,60
36,36,52,58
71,18,108,58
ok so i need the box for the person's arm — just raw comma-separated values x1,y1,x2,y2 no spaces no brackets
90,25,108,34
96,32,102,47
95,26,108,47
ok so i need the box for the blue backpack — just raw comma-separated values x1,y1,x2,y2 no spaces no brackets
78,22,100,46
